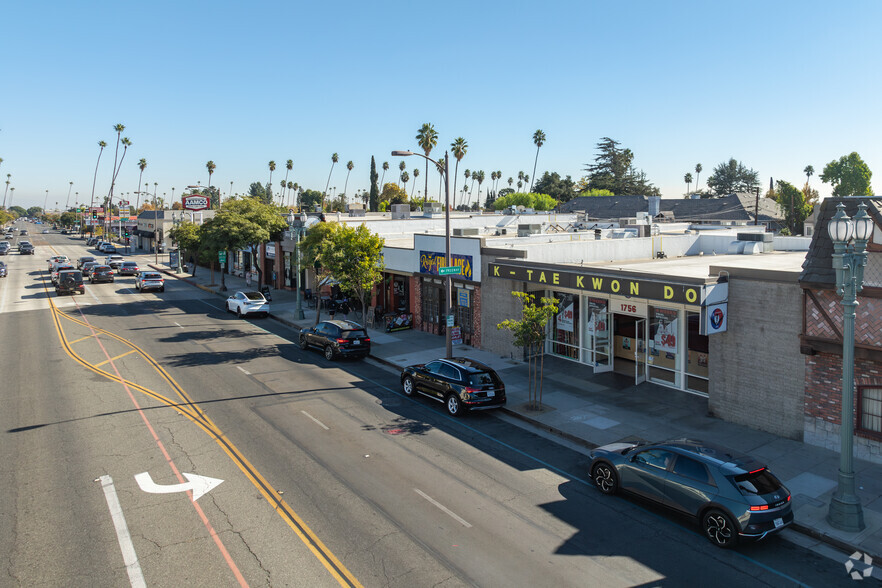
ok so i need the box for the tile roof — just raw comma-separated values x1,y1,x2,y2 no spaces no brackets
558,193,783,223
798,196,882,288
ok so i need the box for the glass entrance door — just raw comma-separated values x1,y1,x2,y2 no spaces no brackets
635,318,646,384
593,311,613,374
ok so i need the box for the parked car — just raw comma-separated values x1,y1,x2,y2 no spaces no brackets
19,229,28,235
89,265,114,283
51,263,75,284
87,236,99,246
118,261,140,276
81,261,99,278
400,357,506,416
76,256,96,269
105,254,125,269
55,270,85,295
299,320,371,361
135,272,165,292
42,229,51,234
103,245,118,254
0,242,9,255
19,242,35,255
588,439,793,548
225,290,270,318
0,261,7,278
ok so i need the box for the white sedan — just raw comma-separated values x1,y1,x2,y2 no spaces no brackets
226,291,270,318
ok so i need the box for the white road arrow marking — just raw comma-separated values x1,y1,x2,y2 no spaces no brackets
134,471,224,502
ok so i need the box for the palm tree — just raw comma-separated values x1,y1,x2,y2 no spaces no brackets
695,163,703,192
451,137,468,209
684,172,693,195
490,171,497,198
530,129,546,191
284,159,293,195
287,181,293,207
508,177,513,189
343,160,354,203
107,124,125,211
517,179,523,192
2,174,10,209
206,160,216,193
381,161,389,188
524,174,529,192
400,171,410,195
136,158,147,209
476,170,485,204
436,157,445,204
415,122,438,205
323,153,339,211
65,181,73,210
398,160,406,188
411,168,419,199
469,170,478,202
804,165,814,186
517,171,525,192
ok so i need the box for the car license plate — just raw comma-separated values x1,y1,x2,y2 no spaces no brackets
352,340,360,345
774,517,783,528
487,390,495,397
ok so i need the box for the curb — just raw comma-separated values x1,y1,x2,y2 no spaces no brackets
150,265,880,560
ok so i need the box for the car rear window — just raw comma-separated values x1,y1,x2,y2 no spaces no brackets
122,262,137,266
341,330,367,340
467,372,497,386
244,292,265,301
142,273,162,280
733,468,782,495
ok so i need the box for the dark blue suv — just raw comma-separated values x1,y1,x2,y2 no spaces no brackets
589,438,793,547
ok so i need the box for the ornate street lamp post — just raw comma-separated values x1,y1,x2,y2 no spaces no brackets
287,211,308,320
393,149,452,359
826,200,872,532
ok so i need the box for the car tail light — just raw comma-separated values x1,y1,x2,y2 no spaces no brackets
464,386,481,394
749,505,769,511
336,338,348,344
748,467,766,475
363,338,370,343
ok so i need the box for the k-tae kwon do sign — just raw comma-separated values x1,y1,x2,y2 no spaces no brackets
489,262,704,305
182,195,210,211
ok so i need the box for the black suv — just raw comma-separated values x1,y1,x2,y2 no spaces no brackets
299,320,371,360
400,357,506,416
56,270,85,295
19,242,35,255
90,265,114,283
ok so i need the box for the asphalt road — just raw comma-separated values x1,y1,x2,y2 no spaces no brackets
0,224,862,587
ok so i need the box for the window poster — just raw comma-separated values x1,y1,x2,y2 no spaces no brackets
586,298,607,335
652,307,679,353
557,302,575,332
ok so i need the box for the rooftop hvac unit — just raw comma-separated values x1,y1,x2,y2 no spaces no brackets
391,204,410,219
452,227,479,236
517,223,542,237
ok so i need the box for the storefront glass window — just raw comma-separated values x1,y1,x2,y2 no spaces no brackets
648,306,680,387
687,311,709,395
582,297,609,364
550,291,579,360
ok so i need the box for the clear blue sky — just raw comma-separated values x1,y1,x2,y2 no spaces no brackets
2,0,880,211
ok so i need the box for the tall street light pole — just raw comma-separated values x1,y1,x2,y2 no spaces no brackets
392,149,452,359
287,211,308,320
826,200,872,532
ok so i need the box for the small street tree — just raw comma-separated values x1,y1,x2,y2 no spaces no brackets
168,221,202,276
320,223,384,324
497,292,558,410
213,196,287,286
301,221,342,325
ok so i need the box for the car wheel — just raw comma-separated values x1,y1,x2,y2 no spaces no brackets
445,393,462,417
236,308,242,318
592,463,618,495
402,375,415,396
324,345,335,361
159,287,164,292
702,509,738,548
299,336,309,351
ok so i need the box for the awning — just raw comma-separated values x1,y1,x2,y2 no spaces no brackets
133,229,155,238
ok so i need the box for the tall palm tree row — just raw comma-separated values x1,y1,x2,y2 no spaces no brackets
530,129,546,192
400,171,410,193
381,161,389,189
695,163,703,192
267,161,276,198
343,160,354,205
398,160,406,188
684,172,693,195
284,159,293,195
206,160,216,191
136,158,147,210
323,153,338,211
476,170,485,204
415,122,438,205
451,137,468,209
286,181,293,207
109,137,132,220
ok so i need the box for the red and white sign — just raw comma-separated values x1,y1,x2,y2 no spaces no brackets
182,195,210,211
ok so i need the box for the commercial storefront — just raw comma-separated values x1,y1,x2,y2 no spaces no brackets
488,262,726,396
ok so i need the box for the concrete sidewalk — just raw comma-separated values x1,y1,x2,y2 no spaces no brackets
143,254,882,563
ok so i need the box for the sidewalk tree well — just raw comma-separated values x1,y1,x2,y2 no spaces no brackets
497,292,559,410
321,223,385,324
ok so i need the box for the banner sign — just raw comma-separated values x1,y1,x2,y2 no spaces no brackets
182,195,210,211
490,262,703,305
419,251,473,280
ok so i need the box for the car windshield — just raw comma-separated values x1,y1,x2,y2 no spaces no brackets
341,330,367,340
467,372,497,386
733,468,782,495
244,292,265,301
142,273,162,280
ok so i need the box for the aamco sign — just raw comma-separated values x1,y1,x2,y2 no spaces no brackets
182,195,210,211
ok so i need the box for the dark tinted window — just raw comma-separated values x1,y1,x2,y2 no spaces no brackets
438,364,460,380
425,361,443,374
467,372,497,386
733,469,782,495
341,330,367,340
633,449,675,470
672,456,713,484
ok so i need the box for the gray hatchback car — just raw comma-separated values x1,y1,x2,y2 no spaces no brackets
589,438,793,547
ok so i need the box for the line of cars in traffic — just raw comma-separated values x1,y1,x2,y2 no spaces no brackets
47,252,165,295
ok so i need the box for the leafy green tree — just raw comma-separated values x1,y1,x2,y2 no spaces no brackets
301,221,341,325
530,130,546,192
532,171,576,202
773,180,812,235
300,189,323,211
497,292,559,410
380,183,408,206
319,223,385,323
0,210,12,224
369,156,379,212
820,152,873,196
59,211,78,226
248,181,267,201
492,192,557,211
9,206,27,217
706,158,759,195
583,137,658,195
214,197,287,285
168,221,202,276
27,206,43,217
198,216,232,290
416,122,438,204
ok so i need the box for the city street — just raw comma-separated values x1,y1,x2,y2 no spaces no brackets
0,228,859,587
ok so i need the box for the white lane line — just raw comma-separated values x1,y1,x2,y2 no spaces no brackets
87,287,101,304
174,322,184,329
414,488,472,528
98,475,147,588
300,410,330,430
236,365,251,375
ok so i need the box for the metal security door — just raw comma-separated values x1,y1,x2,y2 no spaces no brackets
635,318,647,384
